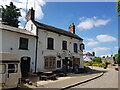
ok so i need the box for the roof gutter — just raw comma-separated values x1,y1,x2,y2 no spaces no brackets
34,27,38,73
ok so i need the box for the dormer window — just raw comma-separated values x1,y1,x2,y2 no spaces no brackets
31,24,33,30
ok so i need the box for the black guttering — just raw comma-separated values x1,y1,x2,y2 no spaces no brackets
34,27,38,73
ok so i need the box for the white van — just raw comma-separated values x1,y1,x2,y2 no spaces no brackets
0,53,21,89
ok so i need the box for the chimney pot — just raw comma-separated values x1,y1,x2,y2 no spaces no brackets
68,23,75,34
27,7,35,21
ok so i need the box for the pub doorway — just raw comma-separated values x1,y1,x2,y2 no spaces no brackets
21,57,31,77
62,57,73,73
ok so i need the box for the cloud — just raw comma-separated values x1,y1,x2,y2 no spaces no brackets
79,16,85,21
19,9,26,21
93,47,110,52
86,38,95,42
35,2,44,20
114,46,119,49
86,34,117,47
1,0,45,22
18,23,24,29
77,18,94,30
87,41,98,46
94,19,110,27
77,17,111,30
97,35,117,42
86,38,98,46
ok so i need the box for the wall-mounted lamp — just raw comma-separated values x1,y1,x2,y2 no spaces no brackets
10,48,13,50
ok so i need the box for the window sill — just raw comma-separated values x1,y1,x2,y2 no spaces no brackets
47,48,54,50
44,67,56,69
62,49,67,50
19,48,29,50
57,67,61,69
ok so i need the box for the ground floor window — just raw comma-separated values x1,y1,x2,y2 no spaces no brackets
73,58,80,65
57,60,61,68
44,57,56,69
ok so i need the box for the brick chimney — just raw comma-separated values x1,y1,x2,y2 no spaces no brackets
27,7,35,21
68,23,75,34
92,52,95,56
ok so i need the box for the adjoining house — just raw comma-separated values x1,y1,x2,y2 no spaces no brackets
83,52,95,62
0,24,36,76
101,55,116,64
0,8,85,75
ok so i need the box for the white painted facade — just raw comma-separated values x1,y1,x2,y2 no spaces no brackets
0,25,36,72
25,20,84,72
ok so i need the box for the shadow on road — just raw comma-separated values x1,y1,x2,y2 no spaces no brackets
91,69,108,74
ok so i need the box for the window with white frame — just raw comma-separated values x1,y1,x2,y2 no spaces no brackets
47,37,54,50
44,57,56,69
74,43,78,53
62,40,67,50
19,37,29,50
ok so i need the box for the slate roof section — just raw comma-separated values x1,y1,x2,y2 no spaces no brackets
0,24,35,37
33,21,83,40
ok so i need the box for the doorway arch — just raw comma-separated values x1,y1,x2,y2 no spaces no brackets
21,57,31,77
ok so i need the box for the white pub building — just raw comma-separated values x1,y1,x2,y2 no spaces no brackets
0,8,85,75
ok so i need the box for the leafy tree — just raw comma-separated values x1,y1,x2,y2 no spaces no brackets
116,48,120,64
2,2,21,27
115,54,118,57
116,0,120,16
92,57,102,63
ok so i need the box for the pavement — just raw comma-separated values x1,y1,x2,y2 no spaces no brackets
20,66,106,89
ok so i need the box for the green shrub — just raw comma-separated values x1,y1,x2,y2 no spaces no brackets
99,63,106,67
84,63,91,66
84,62,92,66
117,48,120,64
92,62,100,64
92,63,99,66
92,57,102,63
104,61,111,65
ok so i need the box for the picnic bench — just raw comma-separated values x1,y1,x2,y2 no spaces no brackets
39,71,57,80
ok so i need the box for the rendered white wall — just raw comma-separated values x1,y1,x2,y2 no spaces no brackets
36,28,84,72
25,20,84,72
1,30,36,72
25,20,37,35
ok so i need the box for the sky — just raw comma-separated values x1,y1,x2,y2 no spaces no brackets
0,0,118,57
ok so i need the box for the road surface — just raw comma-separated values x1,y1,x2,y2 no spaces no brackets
71,68,118,88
